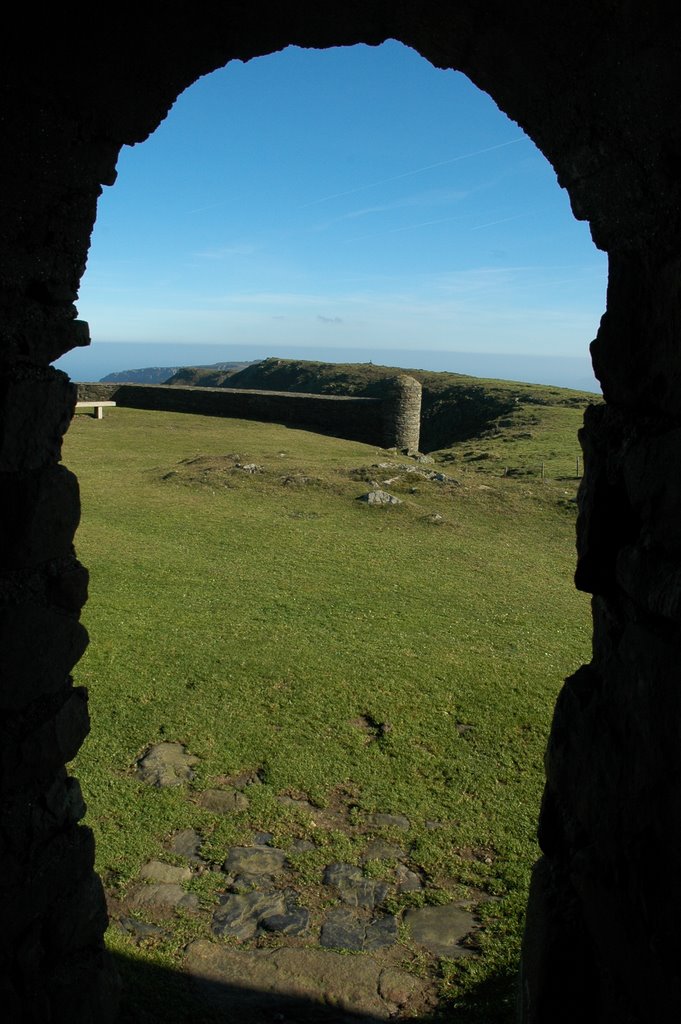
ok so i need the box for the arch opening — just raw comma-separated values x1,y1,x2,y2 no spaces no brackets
3,7,681,1023
62,42,598,1022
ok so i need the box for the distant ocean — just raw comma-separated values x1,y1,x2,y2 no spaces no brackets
53,341,601,394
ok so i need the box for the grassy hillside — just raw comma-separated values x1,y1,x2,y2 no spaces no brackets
65,395,594,1022
103,360,256,385
167,357,598,452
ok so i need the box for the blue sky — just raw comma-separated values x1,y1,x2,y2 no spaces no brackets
59,41,607,386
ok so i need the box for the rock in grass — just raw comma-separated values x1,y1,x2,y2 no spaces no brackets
320,907,398,952
368,811,411,831
223,846,286,876
117,917,166,941
139,860,192,884
168,828,203,861
213,892,286,940
212,890,309,939
136,742,199,787
403,904,478,957
129,883,199,912
365,914,399,951
361,838,407,863
197,788,249,813
259,904,310,937
323,863,389,909
319,907,365,951
357,490,402,506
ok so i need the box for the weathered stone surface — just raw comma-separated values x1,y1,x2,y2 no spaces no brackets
225,769,263,790
79,382,386,448
186,939,427,1020
378,967,431,1007
365,914,399,951
0,370,76,471
46,557,90,613
139,860,192,884
44,872,109,955
368,812,411,831
320,907,398,952
0,606,88,710
212,892,286,940
323,863,389,909
383,375,422,452
361,838,407,863
229,874,276,894
128,883,199,912
319,907,365,951
197,787,249,813
404,905,477,957
117,917,166,942
395,864,423,892
0,465,81,569
276,793,316,813
44,774,87,827
223,846,286,876
253,830,275,845
289,837,316,853
212,890,309,940
9,687,90,788
259,904,310,937
136,742,199,787
168,828,203,861
357,490,402,506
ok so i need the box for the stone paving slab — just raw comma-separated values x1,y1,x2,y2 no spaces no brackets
197,787,250,813
128,882,199,912
185,939,435,1021
403,904,478,957
136,742,199,787
114,764,486,1020
139,860,192,884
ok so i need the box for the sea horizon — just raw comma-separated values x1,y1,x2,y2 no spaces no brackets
54,341,601,395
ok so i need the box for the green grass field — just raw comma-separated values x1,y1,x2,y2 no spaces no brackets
64,399,593,1021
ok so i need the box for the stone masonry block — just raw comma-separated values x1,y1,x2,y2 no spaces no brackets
0,464,80,569
0,604,88,710
0,824,96,943
0,367,75,471
45,872,109,955
0,687,90,795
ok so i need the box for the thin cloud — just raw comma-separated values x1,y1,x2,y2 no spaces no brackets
318,315,343,324
313,187,473,232
192,244,257,259
187,201,226,214
470,213,527,231
344,211,471,243
301,138,526,208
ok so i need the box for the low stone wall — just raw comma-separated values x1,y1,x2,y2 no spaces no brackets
76,378,422,451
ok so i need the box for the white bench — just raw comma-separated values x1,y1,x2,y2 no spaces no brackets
75,400,117,419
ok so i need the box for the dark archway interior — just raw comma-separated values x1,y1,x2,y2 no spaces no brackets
2,4,681,1021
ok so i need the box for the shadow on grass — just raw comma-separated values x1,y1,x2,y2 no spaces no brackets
112,948,519,1024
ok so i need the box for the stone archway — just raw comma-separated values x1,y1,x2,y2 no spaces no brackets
2,4,680,1021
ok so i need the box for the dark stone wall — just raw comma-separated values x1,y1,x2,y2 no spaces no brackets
76,378,422,451
1,3,681,1021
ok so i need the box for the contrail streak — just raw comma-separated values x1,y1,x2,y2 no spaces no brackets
301,138,525,208
470,213,527,231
